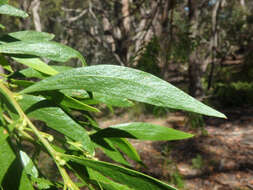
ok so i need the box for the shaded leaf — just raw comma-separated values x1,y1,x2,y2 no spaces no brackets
0,54,12,72
1,158,34,190
92,122,193,141
87,168,133,190
11,65,72,79
18,94,94,155
10,79,34,88
64,155,176,190
40,91,100,113
87,93,134,107
109,138,142,164
93,138,130,167
0,128,16,184
19,151,39,178
21,65,226,118
0,4,28,18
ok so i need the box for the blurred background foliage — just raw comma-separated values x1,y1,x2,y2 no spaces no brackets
2,0,253,113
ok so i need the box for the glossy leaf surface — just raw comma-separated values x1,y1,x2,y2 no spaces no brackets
7,30,55,41
12,57,58,76
22,65,226,118
1,158,34,190
19,151,39,178
0,4,28,18
0,41,86,65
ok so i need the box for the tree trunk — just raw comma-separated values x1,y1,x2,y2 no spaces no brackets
188,0,204,98
31,0,42,32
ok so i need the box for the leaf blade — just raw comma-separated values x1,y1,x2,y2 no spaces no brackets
21,65,226,118
0,128,16,184
0,4,28,18
7,30,55,41
91,122,193,141
18,94,94,155
0,41,86,65
64,155,176,190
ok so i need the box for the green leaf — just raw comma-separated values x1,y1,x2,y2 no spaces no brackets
18,94,94,155
11,65,72,79
1,158,34,190
0,41,86,65
21,65,226,118
108,138,142,164
0,23,5,29
64,155,176,190
40,91,100,113
12,57,58,76
92,122,193,141
87,168,133,190
10,79,34,88
0,83,18,115
19,151,39,178
0,128,16,184
0,0,8,6
7,31,55,41
60,89,89,99
0,4,28,18
88,93,134,107
0,54,12,72
93,138,130,166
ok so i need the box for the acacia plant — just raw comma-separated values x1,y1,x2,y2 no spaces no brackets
0,2,226,190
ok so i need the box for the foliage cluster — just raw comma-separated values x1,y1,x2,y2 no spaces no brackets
0,2,225,190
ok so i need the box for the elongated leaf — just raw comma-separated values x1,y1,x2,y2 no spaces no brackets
18,94,94,155
93,138,130,166
0,4,28,18
0,23,5,29
109,138,142,164
0,128,16,184
92,122,193,141
63,90,134,107
19,151,39,178
11,65,72,79
19,151,52,189
87,93,134,107
1,158,34,190
0,83,18,115
8,31,54,41
21,65,226,118
40,91,100,113
87,168,133,190
64,155,176,190
0,31,54,43
12,57,58,76
10,79,34,88
0,41,86,65
0,54,12,72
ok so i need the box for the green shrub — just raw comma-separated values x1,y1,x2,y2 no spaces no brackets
0,2,226,190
